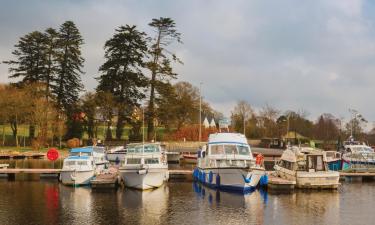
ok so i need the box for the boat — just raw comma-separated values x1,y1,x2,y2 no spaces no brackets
106,146,126,163
193,133,268,193
341,140,375,170
325,151,342,171
60,146,109,186
181,152,197,164
119,143,169,190
274,146,340,189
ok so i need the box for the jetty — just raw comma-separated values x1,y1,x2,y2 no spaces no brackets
0,152,45,159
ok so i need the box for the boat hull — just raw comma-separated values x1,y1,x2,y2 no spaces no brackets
275,166,339,189
327,160,342,171
119,167,169,190
182,155,197,164
60,170,95,186
194,167,266,193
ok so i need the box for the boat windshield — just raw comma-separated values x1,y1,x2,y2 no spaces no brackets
210,144,250,156
307,155,325,171
127,144,160,153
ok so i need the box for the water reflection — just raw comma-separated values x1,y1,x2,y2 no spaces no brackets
120,185,169,225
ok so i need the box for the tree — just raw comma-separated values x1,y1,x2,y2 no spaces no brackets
0,86,32,146
96,92,116,141
146,17,182,140
55,21,84,113
80,92,98,139
3,31,47,84
313,113,340,143
96,25,148,140
231,100,254,136
258,104,280,137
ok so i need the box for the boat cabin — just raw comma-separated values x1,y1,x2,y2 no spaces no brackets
124,143,166,165
277,148,329,172
198,133,255,168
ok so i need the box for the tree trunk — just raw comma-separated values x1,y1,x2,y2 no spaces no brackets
116,111,124,140
105,121,112,141
2,126,5,146
147,77,156,141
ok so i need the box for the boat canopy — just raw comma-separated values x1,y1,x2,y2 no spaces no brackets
208,133,248,145
71,147,93,153
67,156,90,160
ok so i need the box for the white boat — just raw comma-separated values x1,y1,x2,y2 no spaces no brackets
193,133,267,193
274,146,340,189
181,152,197,164
106,146,126,162
60,146,109,186
119,143,169,190
342,140,375,169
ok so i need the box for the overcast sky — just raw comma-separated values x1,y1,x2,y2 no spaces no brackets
1,0,375,126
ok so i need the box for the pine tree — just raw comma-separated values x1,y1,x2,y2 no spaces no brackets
96,25,148,140
4,31,47,84
146,17,182,140
55,21,84,113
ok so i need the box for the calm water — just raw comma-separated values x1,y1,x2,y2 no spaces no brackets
0,179,374,225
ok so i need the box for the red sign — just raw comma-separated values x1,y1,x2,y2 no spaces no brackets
47,148,59,161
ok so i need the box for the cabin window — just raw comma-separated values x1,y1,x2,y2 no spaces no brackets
210,145,224,155
145,158,159,164
224,145,238,155
237,145,250,155
66,161,75,166
307,155,325,171
77,161,88,166
127,158,141,164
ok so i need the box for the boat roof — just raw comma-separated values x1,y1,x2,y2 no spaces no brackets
66,156,90,160
208,133,248,145
70,146,105,153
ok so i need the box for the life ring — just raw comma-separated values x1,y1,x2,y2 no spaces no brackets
256,154,264,165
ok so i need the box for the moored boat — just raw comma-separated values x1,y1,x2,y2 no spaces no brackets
181,152,197,164
325,151,342,171
341,140,375,170
60,146,109,186
119,143,169,190
274,146,339,189
193,133,268,193
106,146,126,163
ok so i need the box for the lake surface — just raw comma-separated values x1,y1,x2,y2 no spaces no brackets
0,179,374,225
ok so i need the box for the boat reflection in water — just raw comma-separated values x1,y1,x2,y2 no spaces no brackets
120,185,169,225
192,181,267,224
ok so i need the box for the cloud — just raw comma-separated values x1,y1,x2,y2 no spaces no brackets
1,0,375,125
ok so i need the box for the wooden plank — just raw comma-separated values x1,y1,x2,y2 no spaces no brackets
340,172,375,177
0,169,62,174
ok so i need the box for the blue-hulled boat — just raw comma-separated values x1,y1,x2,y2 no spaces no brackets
193,133,268,193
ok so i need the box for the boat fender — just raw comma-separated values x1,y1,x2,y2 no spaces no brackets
242,174,252,183
216,174,221,188
197,150,201,158
260,175,268,186
208,171,213,183
201,172,206,183
115,157,120,165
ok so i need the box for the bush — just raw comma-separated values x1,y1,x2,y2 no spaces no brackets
67,138,80,148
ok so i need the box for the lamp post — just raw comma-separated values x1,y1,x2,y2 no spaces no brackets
199,82,202,143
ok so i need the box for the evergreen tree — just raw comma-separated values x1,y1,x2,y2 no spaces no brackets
55,21,84,113
146,17,182,140
96,25,148,140
4,31,47,84
43,28,59,102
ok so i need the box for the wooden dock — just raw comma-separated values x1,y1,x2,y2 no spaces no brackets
0,168,61,174
91,173,120,189
0,152,45,159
